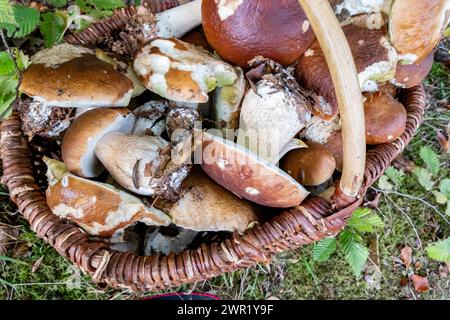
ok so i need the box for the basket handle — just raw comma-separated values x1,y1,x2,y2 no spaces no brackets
298,0,366,198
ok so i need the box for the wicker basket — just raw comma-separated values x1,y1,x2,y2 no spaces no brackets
0,0,427,291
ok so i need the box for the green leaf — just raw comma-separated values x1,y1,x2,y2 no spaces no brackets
75,0,124,18
0,51,16,76
49,0,68,7
426,238,450,263
446,201,450,217
312,237,337,262
0,0,15,25
40,11,67,48
0,75,18,119
413,167,434,191
339,230,369,277
384,166,405,187
13,49,30,71
348,208,385,233
433,191,448,205
419,146,440,176
439,179,450,199
378,175,393,191
0,5,40,38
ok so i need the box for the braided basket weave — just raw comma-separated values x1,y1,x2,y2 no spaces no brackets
0,0,427,291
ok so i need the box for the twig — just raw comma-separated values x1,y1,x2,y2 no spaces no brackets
371,187,450,226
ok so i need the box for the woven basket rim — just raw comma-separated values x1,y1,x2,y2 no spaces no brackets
0,85,426,291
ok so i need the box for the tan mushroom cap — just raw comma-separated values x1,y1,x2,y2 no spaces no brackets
62,108,135,178
389,0,450,64
168,170,258,234
201,0,315,67
45,158,170,238
296,24,397,119
364,92,407,145
201,132,309,208
281,142,336,186
394,52,434,88
19,44,134,107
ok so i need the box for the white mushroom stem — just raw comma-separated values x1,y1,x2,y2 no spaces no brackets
156,0,203,38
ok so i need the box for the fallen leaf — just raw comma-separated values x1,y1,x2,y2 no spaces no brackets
364,236,382,290
0,224,19,255
392,155,414,173
32,255,44,273
400,246,413,268
365,193,382,209
436,130,449,153
399,277,409,287
411,275,430,293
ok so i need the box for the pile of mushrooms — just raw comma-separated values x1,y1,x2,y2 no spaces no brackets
16,0,449,255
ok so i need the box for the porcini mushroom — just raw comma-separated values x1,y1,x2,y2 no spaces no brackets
237,58,312,163
201,0,315,67
158,170,258,234
134,38,238,103
296,24,398,119
95,132,190,200
213,66,246,137
44,158,170,238
19,44,134,108
393,52,434,88
364,91,407,144
201,132,309,208
61,108,135,178
131,101,168,136
281,142,336,187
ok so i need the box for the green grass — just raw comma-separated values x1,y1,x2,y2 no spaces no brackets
0,62,449,300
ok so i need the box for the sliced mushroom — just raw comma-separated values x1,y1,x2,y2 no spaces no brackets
281,142,336,187
158,170,258,234
19,44,134,108
134,38,238,103
201,132,309,208
393,52,434,88
296,24,398,119
364,91,407,144
213,66,246,137
237,58,312,163
44,158,170,238
389,0,450,64
62,108,135,178
201,0,315,67
95,132,190,200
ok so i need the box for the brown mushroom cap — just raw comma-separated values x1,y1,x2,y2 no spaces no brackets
62,108,135,178
394,52,434,88
167,170,258,234
281,142,336,186
201,0,315,67
323,130,344,172
181,27,213,52
389,0,450,64
19,44,134,107
201,132,309,208
45,158,170,238
364,92,407,145
296,24,397,119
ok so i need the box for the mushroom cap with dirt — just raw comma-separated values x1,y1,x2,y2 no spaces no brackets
281,141,337,187
19,44,134,108
95,132,191,200
133,38,238,104
157,169,258,234
201,0,315,67
61,108,135,178
237,58,312,163
201,132,310,208
364,91,407,145
44,158,170,238
295,24,398,120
